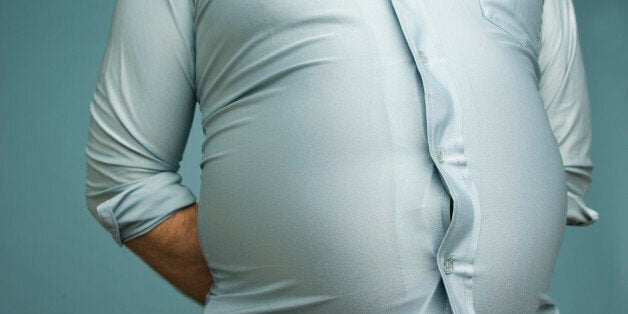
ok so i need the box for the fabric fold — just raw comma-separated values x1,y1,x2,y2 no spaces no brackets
91,171,196,246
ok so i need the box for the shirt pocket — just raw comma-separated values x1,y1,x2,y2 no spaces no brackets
479,0,543,52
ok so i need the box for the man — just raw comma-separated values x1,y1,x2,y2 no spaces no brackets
85,0,597,312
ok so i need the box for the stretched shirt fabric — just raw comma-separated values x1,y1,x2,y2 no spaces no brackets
84,0,598,313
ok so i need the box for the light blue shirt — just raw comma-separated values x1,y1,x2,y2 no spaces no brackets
85,0,598,313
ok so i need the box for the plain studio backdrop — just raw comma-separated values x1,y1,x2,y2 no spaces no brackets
0,1,625,313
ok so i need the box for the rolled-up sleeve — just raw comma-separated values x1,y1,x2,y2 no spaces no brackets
539,0,599,226
85,0,198,246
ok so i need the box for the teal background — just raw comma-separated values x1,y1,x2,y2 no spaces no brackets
0,1,625,313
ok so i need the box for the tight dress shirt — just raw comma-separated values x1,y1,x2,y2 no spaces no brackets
84,0,598,313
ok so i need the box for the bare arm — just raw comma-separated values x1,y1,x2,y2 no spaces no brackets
125,203,213,305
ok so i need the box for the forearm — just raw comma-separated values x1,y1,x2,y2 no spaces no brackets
124,203,213,305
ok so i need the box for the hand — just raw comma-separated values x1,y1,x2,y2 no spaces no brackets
125,203,213,305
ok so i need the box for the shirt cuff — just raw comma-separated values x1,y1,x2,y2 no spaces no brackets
566,190,599,226
93,171,196,246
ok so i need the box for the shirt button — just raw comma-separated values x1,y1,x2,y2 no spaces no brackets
435,149,445,163
418,50,429,64
444,255,454,274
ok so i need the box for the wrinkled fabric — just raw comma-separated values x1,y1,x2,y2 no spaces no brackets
84,0,597,313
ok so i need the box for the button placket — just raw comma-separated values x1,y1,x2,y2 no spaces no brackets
388,1,484,312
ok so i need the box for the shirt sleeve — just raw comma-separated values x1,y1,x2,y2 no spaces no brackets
539,0,599,226
84,0,198,246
